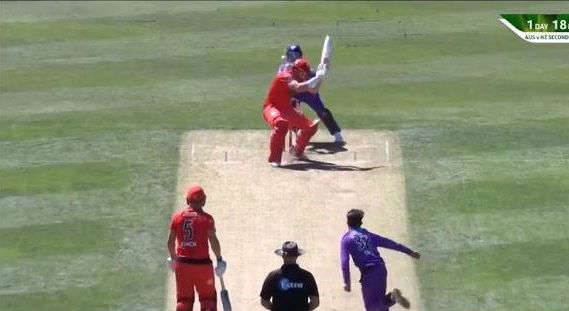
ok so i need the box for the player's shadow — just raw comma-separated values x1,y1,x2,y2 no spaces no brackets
306,141,348,155
281,158,383,172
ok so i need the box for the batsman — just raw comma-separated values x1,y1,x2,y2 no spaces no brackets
263,57,327,166
278,36,344,144
167,185,227,311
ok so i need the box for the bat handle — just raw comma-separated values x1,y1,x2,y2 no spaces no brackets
219,275,226,289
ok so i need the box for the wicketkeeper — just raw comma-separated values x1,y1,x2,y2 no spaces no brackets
279,44,345,144
167,185,227,311
340,209,421,311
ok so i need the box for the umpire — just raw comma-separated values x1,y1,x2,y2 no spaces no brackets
260,241,320,311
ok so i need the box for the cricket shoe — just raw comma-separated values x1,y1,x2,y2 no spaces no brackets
289,146,308,161
391,288,410,309
333,132,345,144
270,161,281,167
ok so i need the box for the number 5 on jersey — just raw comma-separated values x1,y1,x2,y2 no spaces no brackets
182,218,197,247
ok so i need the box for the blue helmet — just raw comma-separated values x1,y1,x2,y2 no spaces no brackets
285,44,303,62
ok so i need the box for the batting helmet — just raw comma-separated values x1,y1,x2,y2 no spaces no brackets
292,58,311,75
186,185,206,205
285,44,303,62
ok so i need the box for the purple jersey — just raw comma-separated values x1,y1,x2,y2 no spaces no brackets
340,228,414,286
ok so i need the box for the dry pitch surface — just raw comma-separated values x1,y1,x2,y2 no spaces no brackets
165,130,421,311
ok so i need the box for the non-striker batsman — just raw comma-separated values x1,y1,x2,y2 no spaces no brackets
167,185,228,311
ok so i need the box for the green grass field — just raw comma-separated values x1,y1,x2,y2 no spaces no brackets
1,1,568,310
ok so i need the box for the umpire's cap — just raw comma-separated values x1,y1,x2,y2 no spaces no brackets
275,241,305,257
186,184,206,205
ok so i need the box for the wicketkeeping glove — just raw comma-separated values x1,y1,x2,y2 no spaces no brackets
215,259,227,276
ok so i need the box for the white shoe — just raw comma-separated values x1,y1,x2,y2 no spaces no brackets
391,288,410,309
294,152,308,161
289,147,308,161
270,161,281,167
334,132,345,144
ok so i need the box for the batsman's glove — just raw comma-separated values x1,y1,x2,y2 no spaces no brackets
215,258,227,276
315,65,327,78
166,256,175,272
317,63,329,75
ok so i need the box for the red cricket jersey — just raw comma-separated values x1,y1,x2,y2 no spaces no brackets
264,71,293,111
170,208,215,259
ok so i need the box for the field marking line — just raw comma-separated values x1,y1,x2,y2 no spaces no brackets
386,140,390,163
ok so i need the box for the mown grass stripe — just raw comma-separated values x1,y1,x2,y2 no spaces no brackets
419,238,569,310
0,73,267,118
5,2,565,69
0,101,262,142
0,220,116,263
0,1,246,23
0,29,531,70
424,238,569,284
417,206,569,251
0,190,122,229
0,49,279,92
0,264,167,310
0,162,130,197
0,254,107,295
423,275,569,311
402,153,569,195
3,43,567,93
0,130,180,168
3,1,547,47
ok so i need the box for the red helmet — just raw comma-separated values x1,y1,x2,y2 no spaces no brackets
292,58,311,75
186,184,206,205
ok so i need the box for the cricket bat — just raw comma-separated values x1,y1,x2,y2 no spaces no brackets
320,35,333,68
219,276,232,311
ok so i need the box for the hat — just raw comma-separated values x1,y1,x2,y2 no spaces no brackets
274,241,305,257
186,185,206,204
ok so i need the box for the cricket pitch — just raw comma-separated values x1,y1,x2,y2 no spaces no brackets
165,130,422,311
